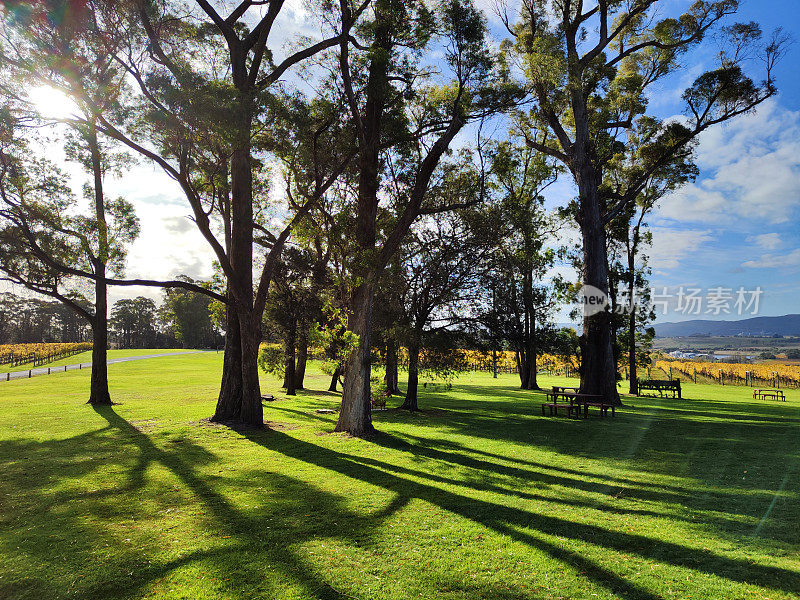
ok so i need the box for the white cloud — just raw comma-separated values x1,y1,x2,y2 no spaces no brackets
100,163,219,304
648,227,715,272
746,232,782,251
657,100,800,226
742,248,800,270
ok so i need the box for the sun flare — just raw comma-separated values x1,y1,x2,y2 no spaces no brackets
27,85,80,120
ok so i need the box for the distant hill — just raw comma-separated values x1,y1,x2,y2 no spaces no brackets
654,314,800,338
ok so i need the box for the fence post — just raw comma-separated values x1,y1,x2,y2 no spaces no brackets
693,368,697,384
28,369,31,378
669,366,673,381
718,369,723,385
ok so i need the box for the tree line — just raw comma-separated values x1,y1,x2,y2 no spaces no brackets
0,286,222,349
0,0,786,434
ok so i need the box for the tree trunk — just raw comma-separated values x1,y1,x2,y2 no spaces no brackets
628,303,638,396
526,310,539,390
518,347,529,389
571,83,620,405
336,2,389,436
520,342,539,390
577,197,620,405
329,366,341,392
626,250,638,396
238,314,263,426
384,337,400,394
400,338,420,411
87,119,111,406
213,295,243,422
284,318,297,396
295,325,307,390
227,98,263,427
335,284,375,436
88,287,111,405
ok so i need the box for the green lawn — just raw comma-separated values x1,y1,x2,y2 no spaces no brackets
0,353,798,600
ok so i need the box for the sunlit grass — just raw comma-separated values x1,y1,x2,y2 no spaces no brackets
3,348,201,373
0,353,798,599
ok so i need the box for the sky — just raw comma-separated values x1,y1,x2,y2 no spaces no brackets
635,0,800,322
12,0,800,325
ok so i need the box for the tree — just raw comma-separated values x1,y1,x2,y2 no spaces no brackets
395,205,485,411
604,117,698,393
0,105,139,404
110,296,157,348
334,0,509,435
504,0,785,404
262,247,321,395
160,278,222,349
477,138,559,390
88,0,363,428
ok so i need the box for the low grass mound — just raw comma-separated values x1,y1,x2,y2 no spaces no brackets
0,353,798,599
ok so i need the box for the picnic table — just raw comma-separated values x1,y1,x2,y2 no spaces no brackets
550,386,580,401
638,379,681,398
542,389,616,418
753,388,786,401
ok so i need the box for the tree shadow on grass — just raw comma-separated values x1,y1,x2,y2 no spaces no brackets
4,406,617,600
267,381,800,549
0,407,398,600
242,429,800,599
2,403,798,600
369,395,800,548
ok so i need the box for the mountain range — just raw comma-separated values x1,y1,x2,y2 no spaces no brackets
653,314,800,337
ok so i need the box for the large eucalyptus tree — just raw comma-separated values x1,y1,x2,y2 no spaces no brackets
504,0,785,403
334,0,515,436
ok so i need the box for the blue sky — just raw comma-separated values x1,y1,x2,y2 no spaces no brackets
640,0,800,322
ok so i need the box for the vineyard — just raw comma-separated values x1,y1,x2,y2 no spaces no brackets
460,349,579,374
390,347,579,376
655,358,800,388
0,343,93,369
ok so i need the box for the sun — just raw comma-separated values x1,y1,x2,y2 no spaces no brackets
27,85,81,120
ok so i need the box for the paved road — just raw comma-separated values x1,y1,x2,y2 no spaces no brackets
2,351,210,382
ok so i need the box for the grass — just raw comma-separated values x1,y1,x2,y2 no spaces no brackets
0,353,798,600
3,348,202,373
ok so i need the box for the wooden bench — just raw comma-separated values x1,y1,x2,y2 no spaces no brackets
544,392,611,418
559,393,613,418
753,388,786,401
370,395,387,410
541,401,581,418
638,379,681,398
